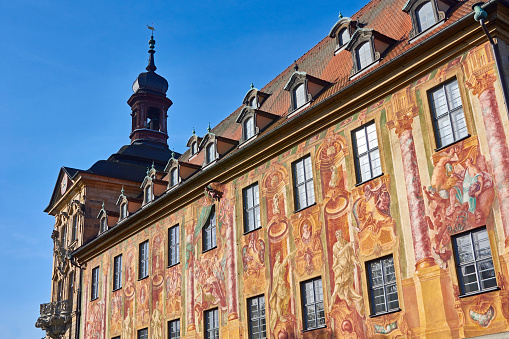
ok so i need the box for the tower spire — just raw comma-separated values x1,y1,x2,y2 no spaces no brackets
146,33,157,72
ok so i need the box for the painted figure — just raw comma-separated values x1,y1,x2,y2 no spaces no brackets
269,250,296,331
151,302,163,339
447,157,484,216
273,193,280,215
123,308,132,339
330,230,364,317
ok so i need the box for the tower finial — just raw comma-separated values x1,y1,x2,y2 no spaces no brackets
250,82,254,89
121,185,125,195
338,12,343,19
192,127,196,135
207,122,211,132
171,149,175,159
146,25,157,72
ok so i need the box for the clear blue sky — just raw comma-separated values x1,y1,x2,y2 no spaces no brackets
0,1,364,337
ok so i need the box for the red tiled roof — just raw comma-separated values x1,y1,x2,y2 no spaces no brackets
177,0,478,165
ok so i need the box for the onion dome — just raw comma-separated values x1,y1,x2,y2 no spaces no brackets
132,35,168,95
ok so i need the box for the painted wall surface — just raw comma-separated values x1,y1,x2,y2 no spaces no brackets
80,42,509,338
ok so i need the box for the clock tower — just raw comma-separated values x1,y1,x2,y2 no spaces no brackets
128,34,172,146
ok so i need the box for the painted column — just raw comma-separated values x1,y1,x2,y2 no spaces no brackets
185,232,196,332
465,45,509,246
226,206,239,320
395,115,434,269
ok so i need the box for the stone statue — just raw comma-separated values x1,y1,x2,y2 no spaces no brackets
330,230,364,316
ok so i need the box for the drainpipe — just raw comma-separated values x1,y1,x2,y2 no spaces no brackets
472,2,509,116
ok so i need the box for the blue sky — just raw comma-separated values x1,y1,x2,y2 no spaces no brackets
0,1,363,337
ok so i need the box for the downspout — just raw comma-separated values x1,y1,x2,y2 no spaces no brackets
472,2,509,116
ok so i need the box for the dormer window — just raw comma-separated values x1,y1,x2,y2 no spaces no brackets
191,142,198,155
170,168,179,187
244,117,255,140
284,71,330,115
120,203,127,219
293,84,307,109
206,143,216,164
186,133,202,159
339,28,350,47
100,217,107,233
249,97,257,108
242,86,269,110
145,185,153,204
356,42,373,69
403,0,453,39
236,106,279,144
345,28,396,77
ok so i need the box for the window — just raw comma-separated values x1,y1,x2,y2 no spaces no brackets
250,97,257,108
203,208,217,251
243,183,261,233
192,141,198,155
206,143,216,164
430,79,467,148
248,295,266,339
356,42,373,69
138,328,148,339
145,185,153,204
339,28,350,46
57,280,63,302
62,224,67,245
244,117,255,140
68,271,75,308
293,83,307,109
301,277,325,330
71,215,78,242
353,122,382,183
113,254,122,290
292,155,315,211
168,225,180,266
91,266,99,300
139,240,149,279
171,168,179,187
168,319,180,339
416,2,435,32
100,217,107,233
120,203,127,220
204,308,219,339
453,228,497,295
367,256,399,315
112,337,120,339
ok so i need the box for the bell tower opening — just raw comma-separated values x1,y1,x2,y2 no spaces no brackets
147,107,160,131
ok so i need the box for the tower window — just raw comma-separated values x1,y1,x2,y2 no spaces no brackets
417,2,436,32
147,107,160,131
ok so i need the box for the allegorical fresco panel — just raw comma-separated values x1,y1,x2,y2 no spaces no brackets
80,43,509,338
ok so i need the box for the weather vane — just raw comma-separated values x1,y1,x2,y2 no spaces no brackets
147,23,155,34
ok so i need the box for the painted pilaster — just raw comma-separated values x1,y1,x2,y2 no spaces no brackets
464,44,509,247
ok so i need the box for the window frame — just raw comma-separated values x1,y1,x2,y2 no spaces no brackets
352,121,382,184
428,78,469,150
452,227,498,296
338,27,350,47
113,254,122,291
416,1,436,33
170,167,179,187
243,183,261,234
191,141,198,155
138,328,149,339
120,202,127,220
145,184,153,204
366,255,400,316
204,308,219,339
356,41,374,70
71,215,78,242
168,225,180,267
301,277,326,331
91,266,100,301
99,216,107,234
293,83,307,110
247,295,267,339
292,155,316,211
139,240,149,280
168,319,181,339
206,142,216,164
202,207,217,252
244,117,255,141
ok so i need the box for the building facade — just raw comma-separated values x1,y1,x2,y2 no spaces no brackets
38,0,509,338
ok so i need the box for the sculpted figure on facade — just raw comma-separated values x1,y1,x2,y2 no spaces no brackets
330,230,364,316
269,250,296,331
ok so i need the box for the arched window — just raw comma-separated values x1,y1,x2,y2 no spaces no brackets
120,203,127,219
339,28,350,46
244,117,254,140
249,97,257,108
293,84,306,109
356,42,373,70
191,142,197,155
417,2,435,32
206,143,216,164
171,168,178,187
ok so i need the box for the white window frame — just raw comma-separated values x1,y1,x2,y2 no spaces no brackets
113,254,122,291
91,266,99,300
292,155,315,211
168,225,180,267
139,240,149,279
203,208,217,252
352,121,382,183
243,183,261,233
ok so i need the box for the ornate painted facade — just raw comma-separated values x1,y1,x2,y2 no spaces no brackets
39,0,509,338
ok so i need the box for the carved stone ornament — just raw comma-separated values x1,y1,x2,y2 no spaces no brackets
204,182,224,202
51,230,70,280
35,300,72,339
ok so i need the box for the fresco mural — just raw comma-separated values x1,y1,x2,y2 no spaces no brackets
79,43,509,339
